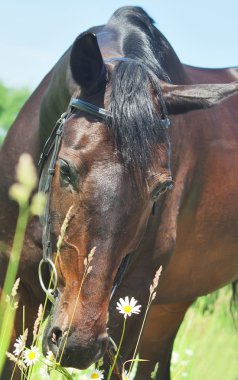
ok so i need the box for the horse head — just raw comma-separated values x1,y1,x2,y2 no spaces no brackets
40,30,238,369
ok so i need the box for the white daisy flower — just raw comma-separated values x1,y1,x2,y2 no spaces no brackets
46,350,55,362
116,296,141,318
13,334,25,356
89,368,104,379
23,346,40,366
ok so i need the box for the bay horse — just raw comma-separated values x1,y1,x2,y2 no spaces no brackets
1,6,238,380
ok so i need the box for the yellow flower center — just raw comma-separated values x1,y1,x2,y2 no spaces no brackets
123,305,132,313
28,351,36,361
91,374,99,379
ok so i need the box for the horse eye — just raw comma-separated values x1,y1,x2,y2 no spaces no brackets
152,181,173,200
59,159,71,184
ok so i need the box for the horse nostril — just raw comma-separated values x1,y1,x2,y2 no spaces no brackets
49,327,63,348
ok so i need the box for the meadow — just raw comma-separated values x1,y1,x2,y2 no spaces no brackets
30,287,238,379
0,83,237,379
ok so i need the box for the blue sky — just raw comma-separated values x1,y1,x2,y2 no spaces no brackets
1,0,237,89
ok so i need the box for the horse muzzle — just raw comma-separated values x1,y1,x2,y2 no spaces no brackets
43,325,109,369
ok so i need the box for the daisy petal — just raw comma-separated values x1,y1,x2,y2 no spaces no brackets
116,296,142,318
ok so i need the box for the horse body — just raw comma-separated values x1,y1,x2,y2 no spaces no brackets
1,6,238,380
162,65,238,300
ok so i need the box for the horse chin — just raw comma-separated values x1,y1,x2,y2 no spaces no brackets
59,355,94,370
42,332,108,370
56,344,106,370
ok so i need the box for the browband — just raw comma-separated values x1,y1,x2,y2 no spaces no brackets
70,97,170,128
70,98,111,120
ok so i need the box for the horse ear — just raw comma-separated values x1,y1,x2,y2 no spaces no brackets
70,32,107,92
161,81,238,115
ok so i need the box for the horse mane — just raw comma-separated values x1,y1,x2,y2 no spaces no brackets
105,7,170,182
108,6,170,80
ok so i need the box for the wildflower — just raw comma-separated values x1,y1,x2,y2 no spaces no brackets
13,336,25,356
116,296,141,318
13,329,28,356
46,350,55,362
89,368,104,379
23,346,40,366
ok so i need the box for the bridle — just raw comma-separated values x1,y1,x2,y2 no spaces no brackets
38,97,114,302
37,67,170,378
38,97,123,301
38,94,170,302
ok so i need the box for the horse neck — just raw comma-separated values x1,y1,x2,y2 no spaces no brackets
0,72,52,189
0,71,54,238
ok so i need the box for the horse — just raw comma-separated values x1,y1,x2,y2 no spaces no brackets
1,6,238,380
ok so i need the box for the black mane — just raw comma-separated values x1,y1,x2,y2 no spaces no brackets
108,6,169,80
105,7,170,180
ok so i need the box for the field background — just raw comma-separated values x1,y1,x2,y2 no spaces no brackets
0,83,237,379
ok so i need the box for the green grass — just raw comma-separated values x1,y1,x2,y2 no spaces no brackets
27,288,238,379
171,287,238,380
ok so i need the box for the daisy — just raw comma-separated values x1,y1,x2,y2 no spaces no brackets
116,296,141,318
23,346,40,366
13,335,25,356
13,329,28,356
46,350,55,362
89,368,104,379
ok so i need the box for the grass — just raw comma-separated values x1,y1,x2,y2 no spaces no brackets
171,287,238,380
23,287,238,379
